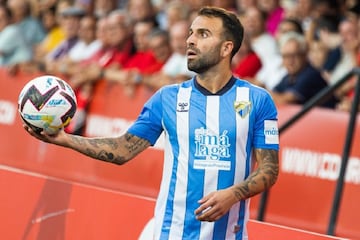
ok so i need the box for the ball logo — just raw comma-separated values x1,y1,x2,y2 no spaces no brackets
19,84,59,111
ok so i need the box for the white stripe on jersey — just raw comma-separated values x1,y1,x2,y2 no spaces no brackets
198,95,220,239
168,86,192,239
225,87,250,240
154,129,173,239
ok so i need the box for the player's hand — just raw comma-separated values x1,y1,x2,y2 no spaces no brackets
23,124,68,146
195,188,238,222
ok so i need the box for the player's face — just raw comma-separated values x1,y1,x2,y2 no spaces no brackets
186,16,225,73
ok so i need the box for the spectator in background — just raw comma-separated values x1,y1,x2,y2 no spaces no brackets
232,33,262,80
38,5,64,53
93,0,117,18
158,0,191,30
274,17,304,42
332,3,360,113
271,32,336,108
137,28,172,93
257,0,285,36
69,9,134,89
141,28,172,75
210,0,237,11
236,0,256,14
286,0,313,32
322,18,358,86
243,7,286,90
7,0,45,51
96,18,158,96
0,4,32,66
33,1,69,63
303,0,343,46
44,6,85,74
182,0,211,13
139,20,195,91
308,39,329,70
67,15,102,62
65,9,135,134
127,0,157,25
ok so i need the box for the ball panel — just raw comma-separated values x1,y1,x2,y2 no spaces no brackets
18,75,77,135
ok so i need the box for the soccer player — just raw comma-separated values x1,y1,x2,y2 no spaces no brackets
24,6,279,240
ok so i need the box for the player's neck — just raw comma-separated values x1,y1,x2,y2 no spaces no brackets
196,69,233,94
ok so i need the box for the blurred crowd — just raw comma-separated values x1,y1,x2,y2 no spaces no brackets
1,0,360,134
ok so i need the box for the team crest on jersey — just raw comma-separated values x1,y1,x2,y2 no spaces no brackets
234,101,251,118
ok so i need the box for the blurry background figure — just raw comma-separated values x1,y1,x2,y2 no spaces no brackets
274,17,304,42
236,0,257,14
158,0,191,30
44,6,85,74
308,40,328,70
127,0,157,25
232,34,262,81
182,0,211,12
243,7,286,90
257,0,285,36
322,18,358,86
304,0,342,46
284,0,313,31
141,28,171,74
0,4,32,67
67,15,102,62
271,32,336,108
38,5,63,52
7,0,45,52
68,9,134,90
141,20,194,91
98,18,158,97
93,0,117,18
33,1,69,63
210,0,237,11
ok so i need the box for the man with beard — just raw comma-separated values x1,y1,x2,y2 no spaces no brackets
23,6,279,240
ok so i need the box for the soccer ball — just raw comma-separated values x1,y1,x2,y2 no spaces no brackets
18,75,77,135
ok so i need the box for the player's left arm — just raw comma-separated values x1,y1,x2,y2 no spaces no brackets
195,148,279,222
231,148,279,200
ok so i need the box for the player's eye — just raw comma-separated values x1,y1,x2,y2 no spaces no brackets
199,30,210,38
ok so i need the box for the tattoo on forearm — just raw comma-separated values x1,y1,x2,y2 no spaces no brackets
88,138,119,150
69,133,150,165
124,133,150,153
233,149,279,201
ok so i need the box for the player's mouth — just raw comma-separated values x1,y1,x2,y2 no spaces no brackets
187,49,197,59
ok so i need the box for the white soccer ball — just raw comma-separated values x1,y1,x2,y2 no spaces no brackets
18,75,77,135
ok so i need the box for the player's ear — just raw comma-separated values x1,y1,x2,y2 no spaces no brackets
221,41,233,57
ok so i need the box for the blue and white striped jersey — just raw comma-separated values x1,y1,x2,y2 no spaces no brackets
128,76,279,240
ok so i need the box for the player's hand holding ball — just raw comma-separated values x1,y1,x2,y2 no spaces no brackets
18,75,77,142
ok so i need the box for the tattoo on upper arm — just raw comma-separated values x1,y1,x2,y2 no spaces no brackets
233,149,279,201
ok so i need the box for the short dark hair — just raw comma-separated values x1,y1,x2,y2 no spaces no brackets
198,6,244,58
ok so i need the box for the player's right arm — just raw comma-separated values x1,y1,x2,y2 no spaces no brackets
23,125,151,165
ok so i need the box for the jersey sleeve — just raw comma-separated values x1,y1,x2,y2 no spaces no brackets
252,89,279,150
127,89,164,146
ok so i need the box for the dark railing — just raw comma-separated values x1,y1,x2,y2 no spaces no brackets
256,68,360,236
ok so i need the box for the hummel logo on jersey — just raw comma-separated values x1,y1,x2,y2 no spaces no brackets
234,101,251,118
177,102,189,112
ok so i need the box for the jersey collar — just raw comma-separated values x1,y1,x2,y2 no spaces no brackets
194,76,236,96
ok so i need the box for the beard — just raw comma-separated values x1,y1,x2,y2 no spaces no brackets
187,44,222,74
